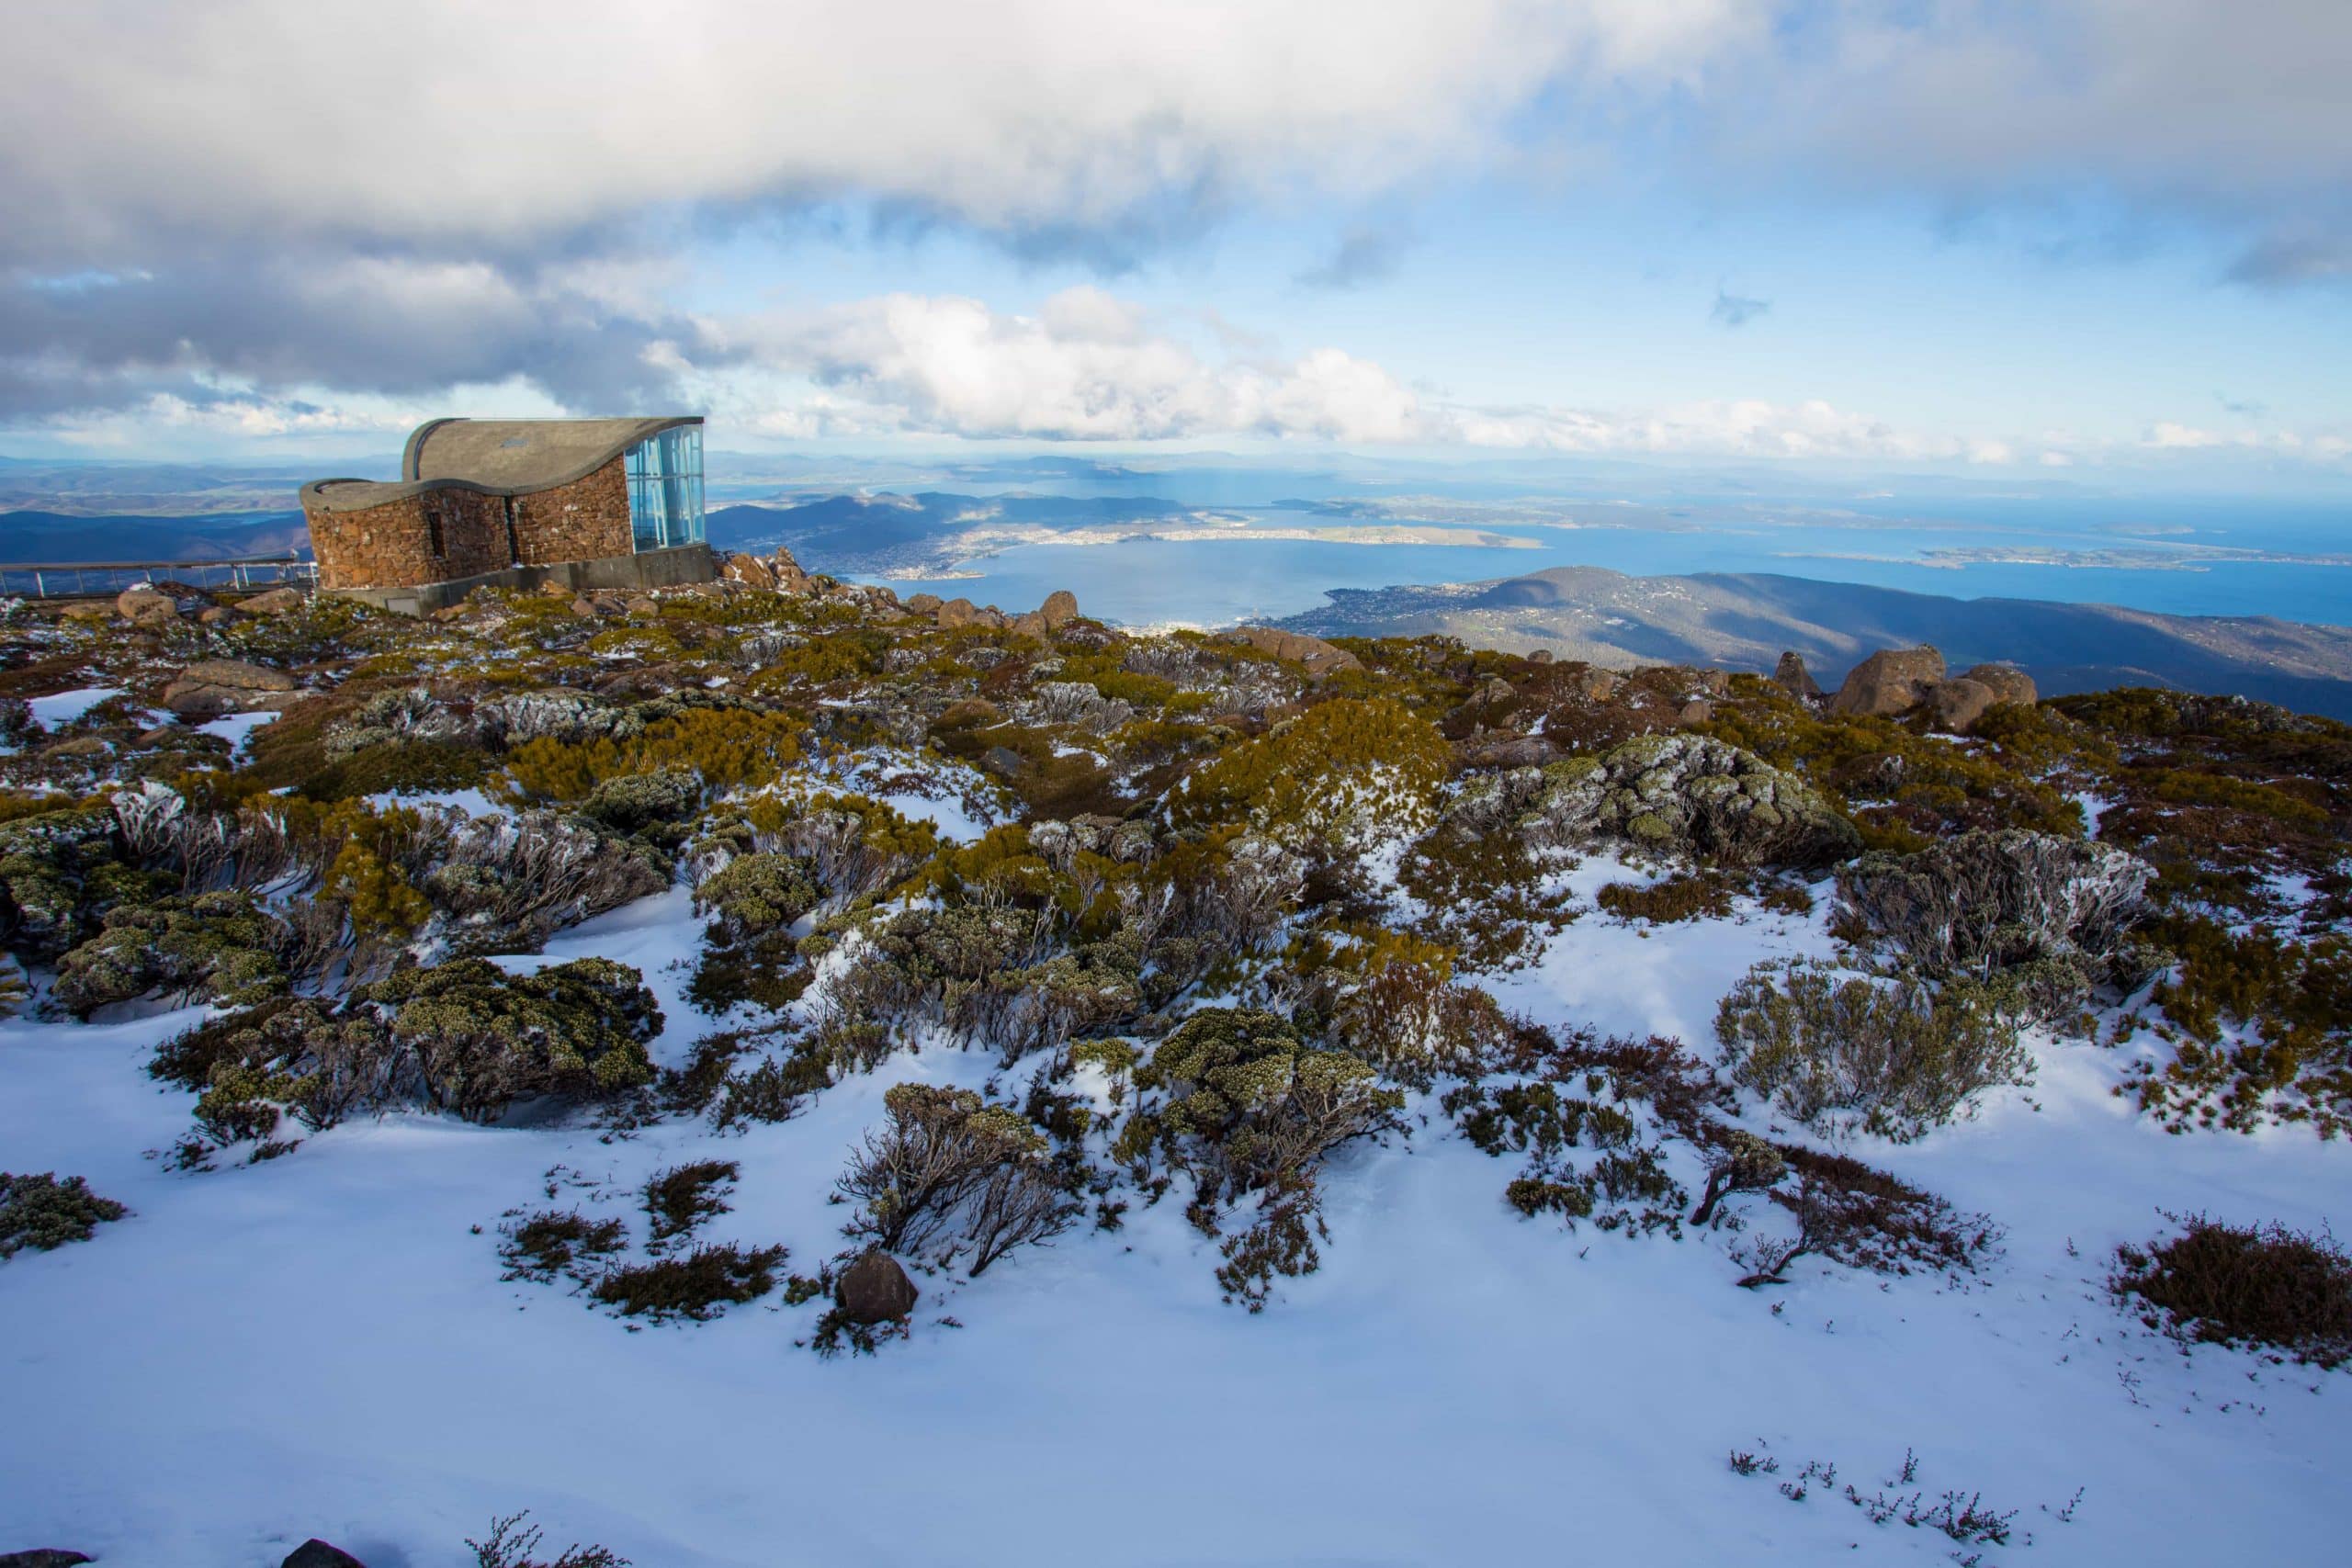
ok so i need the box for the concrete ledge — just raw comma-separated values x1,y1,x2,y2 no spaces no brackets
328,543,715,615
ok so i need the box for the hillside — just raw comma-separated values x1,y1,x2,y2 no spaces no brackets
0,565,2346,1565
1277,564,2352,720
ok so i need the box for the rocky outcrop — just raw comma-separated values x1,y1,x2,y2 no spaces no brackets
281,1541,368,1568
1962,663,2038,707
0,1551,96,1567
238,586,307,615
1040,589,1080,630
1831,646,1945,716
1222,626,1362,679
722,547,814,594
161,660,302,718
836,1248,919,1324
1922,677,1997,735
116,586,177,626
1444,732,1860,869
1774,650,1823,699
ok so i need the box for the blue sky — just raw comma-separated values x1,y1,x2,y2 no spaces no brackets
1,1,2346,491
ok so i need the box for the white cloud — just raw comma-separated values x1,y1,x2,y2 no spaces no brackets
0,1,1754,263
701,289,2055,463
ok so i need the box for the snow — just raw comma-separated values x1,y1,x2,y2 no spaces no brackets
198,709,280,758
27,685,122,729
3,858,2348,1565
366,787,499,818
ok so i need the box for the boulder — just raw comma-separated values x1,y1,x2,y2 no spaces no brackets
1773,650,1823,699
1569,667,1622,701
835,1249,920,1325
1441,731,1861,870
1010,612,1048,637
117,586,177,625
935,597,982,629
1222,626,1362,679
198,605,243,626
238,586,306,615
1922,677,1997,735
1696,669,1732,697
569,597,597,617
1526,649,1554,664
906,592,943,615
161,659,301,718
0,1552,96,1567
281,1542,368,1568
1039,589,1080,630
56,601,112,623
1457,734,1560,769
1962,662,2038,707
1676,699,1715,728
1831,646,1946,717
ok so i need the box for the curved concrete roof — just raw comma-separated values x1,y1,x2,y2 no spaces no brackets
302,415,700,513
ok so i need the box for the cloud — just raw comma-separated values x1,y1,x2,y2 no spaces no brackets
0,1,1750,267
1295,225,1414,290
1716,1,2352,288
718,288,1432,444
1709,288,1770,328
2217,392,2270,419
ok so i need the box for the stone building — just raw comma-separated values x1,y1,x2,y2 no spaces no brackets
300,416,715,613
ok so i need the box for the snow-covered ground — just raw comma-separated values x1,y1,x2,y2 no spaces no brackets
2,861,2346,1565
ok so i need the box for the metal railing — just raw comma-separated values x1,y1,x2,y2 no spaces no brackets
0,555,319,600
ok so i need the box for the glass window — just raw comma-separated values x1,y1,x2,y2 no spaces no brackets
623,423,706,551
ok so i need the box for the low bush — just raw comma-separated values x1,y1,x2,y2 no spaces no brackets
838,1083,1077,1275
588,1242,787,1322
1134,1007,1404,1201
51,889,291,1017
2112,1213,2352,1367
0,1171,128,1258
1595,873,1736,924
368,956,664,1123
497,1209,628,1283
643,1159,737,1249
468,1510,630,1568
1739,1147,1999,1284
1715,961,2031,1142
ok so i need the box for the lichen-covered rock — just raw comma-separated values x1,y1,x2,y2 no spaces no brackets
237,586,306,615
1831,646,1946,716
1962,663,2038,706
1040,589,1080,630
162,659,301,718
1836,829,2153,1004
117,586,176,625
1447,733,1860,869
1773,650,1823,699
1923,677,1997,735
1221,626,1363,679
835,1248,920,1324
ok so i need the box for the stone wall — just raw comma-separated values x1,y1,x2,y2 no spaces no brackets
511,461,634,566
306,487,509,591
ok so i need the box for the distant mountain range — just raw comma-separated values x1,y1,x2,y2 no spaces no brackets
1274,565,2352,720
0,509,311,564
